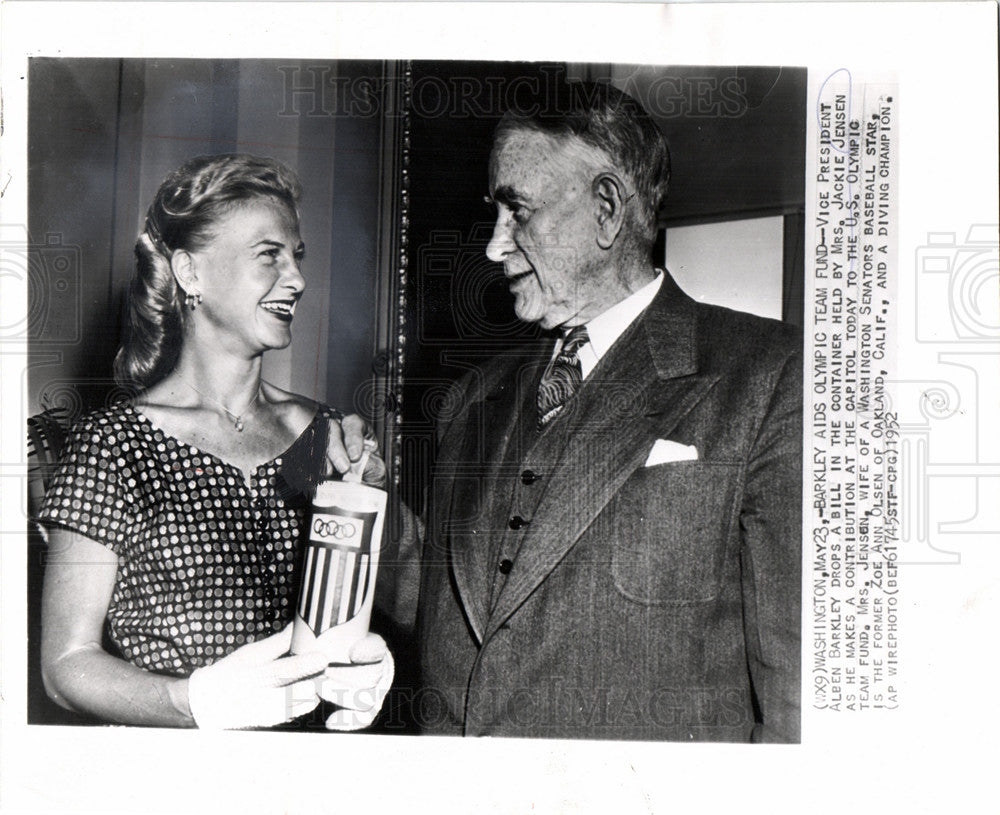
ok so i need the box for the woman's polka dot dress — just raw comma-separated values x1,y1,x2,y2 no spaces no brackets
39,402,331,677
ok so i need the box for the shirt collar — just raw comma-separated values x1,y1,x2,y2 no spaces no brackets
566,270,663,378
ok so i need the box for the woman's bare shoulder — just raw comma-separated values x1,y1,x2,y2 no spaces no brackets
128,379,197,427
261,382,326,430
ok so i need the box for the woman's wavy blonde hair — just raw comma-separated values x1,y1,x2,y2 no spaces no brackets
113,154,302,389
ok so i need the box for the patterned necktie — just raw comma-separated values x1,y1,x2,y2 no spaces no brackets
537,325,590,428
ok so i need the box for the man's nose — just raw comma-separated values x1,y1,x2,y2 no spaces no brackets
485,215,515,263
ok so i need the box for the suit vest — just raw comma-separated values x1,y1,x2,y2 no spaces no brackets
482,368,580,610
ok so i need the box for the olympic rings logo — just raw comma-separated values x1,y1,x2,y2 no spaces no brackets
313,518,357,539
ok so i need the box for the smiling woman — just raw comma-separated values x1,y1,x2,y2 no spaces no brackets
35,154,394,730
167,198,306,361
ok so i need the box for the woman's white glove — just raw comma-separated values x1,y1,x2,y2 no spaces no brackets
186,625,328,730
317,634,394,731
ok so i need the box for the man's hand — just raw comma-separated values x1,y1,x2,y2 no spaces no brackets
325,414,387,487
316,633,395,731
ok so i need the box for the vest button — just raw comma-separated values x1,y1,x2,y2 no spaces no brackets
508,516,528,530
498,558,514,575
520,469,537,485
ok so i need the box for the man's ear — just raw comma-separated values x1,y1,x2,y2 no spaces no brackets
170,250,199,295
592,173,628,249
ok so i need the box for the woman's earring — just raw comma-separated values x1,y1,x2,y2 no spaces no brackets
185,292,202,310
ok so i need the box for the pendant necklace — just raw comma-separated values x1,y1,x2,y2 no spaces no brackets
184,379,262,432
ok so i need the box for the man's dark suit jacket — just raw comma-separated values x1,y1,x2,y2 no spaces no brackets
400,271,802,742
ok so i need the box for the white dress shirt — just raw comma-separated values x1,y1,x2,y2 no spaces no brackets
555,270,664,379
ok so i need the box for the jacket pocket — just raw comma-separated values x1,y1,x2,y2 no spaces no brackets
609,461,741,605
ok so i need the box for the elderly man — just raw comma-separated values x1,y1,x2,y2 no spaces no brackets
407,82,802,742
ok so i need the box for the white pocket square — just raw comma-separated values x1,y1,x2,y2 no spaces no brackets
644,439,699,467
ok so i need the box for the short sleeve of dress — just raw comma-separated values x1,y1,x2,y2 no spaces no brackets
37,412,135,555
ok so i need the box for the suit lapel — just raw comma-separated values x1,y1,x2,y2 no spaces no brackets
484,272,719,639
444,350,549,643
